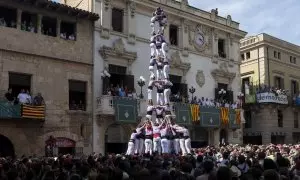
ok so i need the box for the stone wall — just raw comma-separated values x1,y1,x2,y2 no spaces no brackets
0,50,93,155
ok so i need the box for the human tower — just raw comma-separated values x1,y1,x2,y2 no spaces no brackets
126,7,192,156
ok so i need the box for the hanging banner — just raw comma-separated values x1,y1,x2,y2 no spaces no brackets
113,97,138,123
174,103,191,125
256,93,288,104
200,107,220,128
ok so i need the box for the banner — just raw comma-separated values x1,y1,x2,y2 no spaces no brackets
0,102,21,118
174,103,191,125
190,104,200,123
245,94,256,103
229,109,240,129
22,104,45,119
199,107,220,128
256,92,288,104
220,107,229,125
113,97,137,123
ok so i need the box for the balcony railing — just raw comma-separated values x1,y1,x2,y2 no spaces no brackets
245,92,289,105
0,101,45,120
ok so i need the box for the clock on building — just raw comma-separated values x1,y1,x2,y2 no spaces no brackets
193,24,211,52
195,32,205,47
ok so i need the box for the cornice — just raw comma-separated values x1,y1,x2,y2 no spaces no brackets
272,70,285,76
241,71,254,77
134,0,247,38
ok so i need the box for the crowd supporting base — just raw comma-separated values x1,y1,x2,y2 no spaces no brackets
1,144,300,180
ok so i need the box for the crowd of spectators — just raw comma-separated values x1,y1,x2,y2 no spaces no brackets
103,84,138,99
1,143,300,180
190,96,240,109
4,88,45,106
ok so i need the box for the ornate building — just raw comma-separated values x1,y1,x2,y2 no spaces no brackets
241,33,300,144
91,0,247,154
0,0,98,156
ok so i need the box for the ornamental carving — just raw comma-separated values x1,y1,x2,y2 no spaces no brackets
211,62,236,86
170,51,191,72
196,70,205,88
127,0,136,17
104,0,110,11
99,38,137,65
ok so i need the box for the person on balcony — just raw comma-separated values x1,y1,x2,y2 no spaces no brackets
33,93,45,106
17,89,28,104
5,88,14,105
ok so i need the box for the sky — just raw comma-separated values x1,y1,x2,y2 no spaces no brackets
188,0,300,45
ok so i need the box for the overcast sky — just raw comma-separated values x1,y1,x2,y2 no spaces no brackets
188,0,300,45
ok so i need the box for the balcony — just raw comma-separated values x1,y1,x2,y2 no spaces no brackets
0,101,45,120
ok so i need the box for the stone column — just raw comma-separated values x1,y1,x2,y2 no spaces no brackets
37,14,43,34
227,34,231,59
212,29,218,57
93,116,106,154
100,0,112,39
181,20,189,49
127,1,136,44
178,26,183,48
56,18,61,38
17,9,22,29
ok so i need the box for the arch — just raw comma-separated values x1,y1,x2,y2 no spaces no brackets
220,129,228,145
0,134,15,157
41,131,83,147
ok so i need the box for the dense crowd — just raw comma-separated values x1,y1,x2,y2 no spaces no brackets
1,144,300,180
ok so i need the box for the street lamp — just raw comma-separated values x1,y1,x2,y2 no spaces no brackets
189,86,196,101
137,76,146,99
237,92,244,108
100,69,111,95
218,88,227,101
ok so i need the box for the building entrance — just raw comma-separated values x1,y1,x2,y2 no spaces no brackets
0,134,15,157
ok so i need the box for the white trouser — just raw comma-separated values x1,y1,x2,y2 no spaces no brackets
185,138,191,154
157,93,164,106
138,139,144,155
164,89,171,105
150,43,156,57
156,43,167,58
153,137,161,155
163,64,169,79
147,88,153,101
174,138,180,154
156,67,163,80
179,138,187,156
126,142,135,155
134,139,140,155
161,138,169,154
144,138,153,155
155,118,162,124
149,58,156,77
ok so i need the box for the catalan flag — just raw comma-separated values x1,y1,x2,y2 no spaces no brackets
22,104,45,120
190,104,200,122
220,107,229,125
235,109,241,125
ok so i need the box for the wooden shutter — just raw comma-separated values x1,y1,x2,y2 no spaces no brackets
180,83,188,98
280,77,284,89
124,75,135,92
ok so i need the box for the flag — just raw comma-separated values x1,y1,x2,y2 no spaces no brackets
235,109,241,125
22,104,45,119
220,107,229,125
190,104,199,122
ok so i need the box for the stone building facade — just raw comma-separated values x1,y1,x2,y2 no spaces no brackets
240,33,300,144
0,0,98,156
92,0,247,154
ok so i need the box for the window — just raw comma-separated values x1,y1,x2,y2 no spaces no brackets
246,52,250,59
245,110,252,128
278,110,283,127
42,16,57,37
278,52,281,59
9,73,31,98
111,8,123,32
294,112,299,128
291,80,298,96
290,56,297,64
241,54,245,60
0,6,17,28
274,51,277,58
242,77,250,94
218,39,226,58
69,80,86,111
274,76,284,89
60,21,76,40
169,25,178,46
21,12,37,33
169,75,188,102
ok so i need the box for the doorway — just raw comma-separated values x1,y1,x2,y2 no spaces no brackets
105,124,128,154
0,135,15,157
220,129,227,145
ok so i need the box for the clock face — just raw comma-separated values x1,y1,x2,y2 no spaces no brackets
195,33,205,47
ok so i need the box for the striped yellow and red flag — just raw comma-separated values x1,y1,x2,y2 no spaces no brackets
22,104,45,120
220,107,229,125
235,109,241,125
190,104,200,122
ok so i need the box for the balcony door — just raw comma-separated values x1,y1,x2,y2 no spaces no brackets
169,75,188,102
